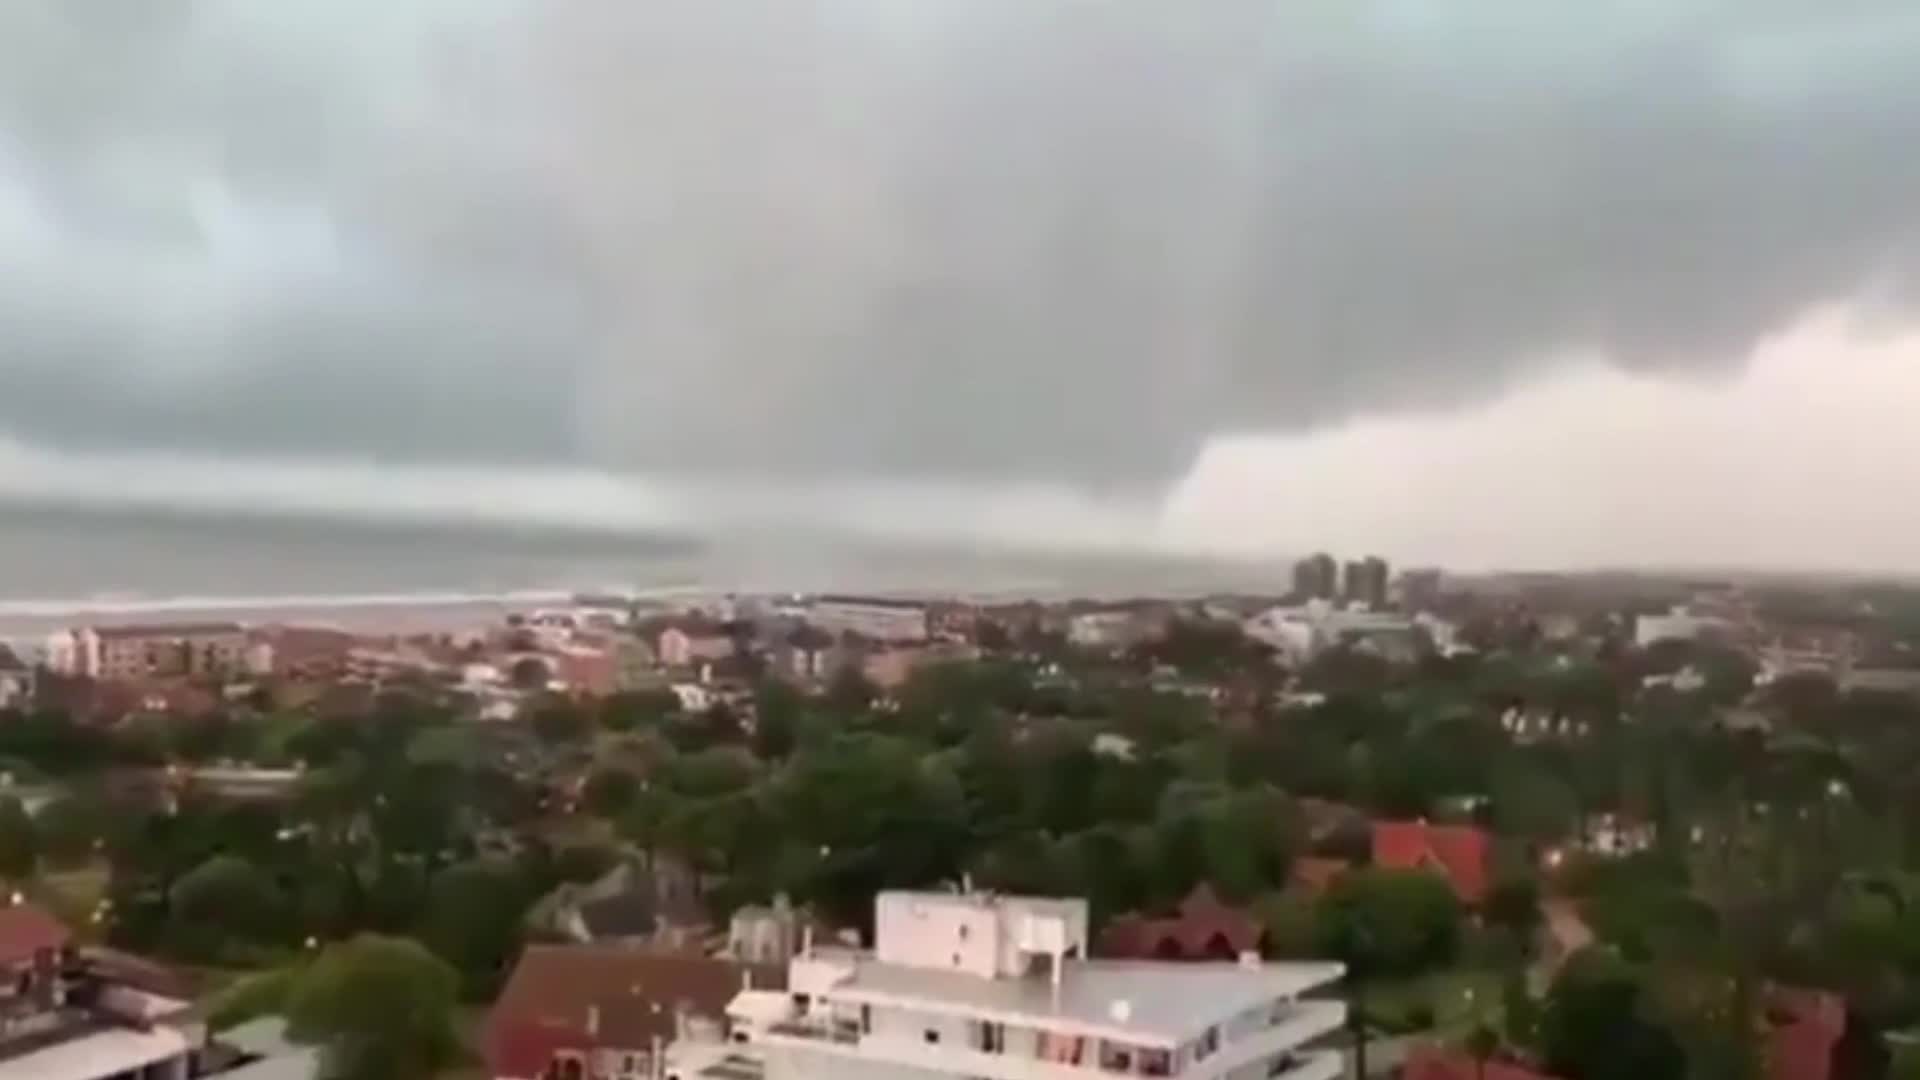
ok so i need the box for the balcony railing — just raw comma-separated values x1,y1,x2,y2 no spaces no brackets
759,1000,1345,1080
768,1019,859,1045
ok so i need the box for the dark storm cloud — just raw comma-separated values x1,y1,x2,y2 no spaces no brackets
1,1,1917,490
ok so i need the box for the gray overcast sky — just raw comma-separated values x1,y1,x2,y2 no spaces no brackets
1,2,1919,567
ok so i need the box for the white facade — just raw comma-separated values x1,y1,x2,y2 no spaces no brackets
1634,608,1728,648
1243,602,1418,665
660,628,736,669
0,668,29,712
43,629,99,678
1067,613,1145,651
724,891,1344,1080
671,683,714,712
806,599,929,644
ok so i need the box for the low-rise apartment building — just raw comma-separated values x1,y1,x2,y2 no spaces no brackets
730,890,1345,1080
805,597,930,645
46,624,252,682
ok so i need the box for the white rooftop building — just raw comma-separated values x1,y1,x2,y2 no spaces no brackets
720,890,1344,1080
1243,601,1424,665
1634,608,1731,649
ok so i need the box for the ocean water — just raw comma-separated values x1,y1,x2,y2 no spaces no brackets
0,502,1280,635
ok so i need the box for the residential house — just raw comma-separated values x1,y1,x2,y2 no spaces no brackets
1839,666,1920,697
1098,885,1264,962
1371,822,1492,905
769,626,841,684
727,896,803,966
655,619,737,670
1243,602,1418,665
528,858,706,950
0,647,30,711
0,903,211,1080
669,684,714,713
1634,607,1731,648
551,646,620,698
1066,608,1163,652
860,641,979,693
255,626,359,683
1571,814,1655,859
1764,986,1844,1080
486,948,783,1080
1499,708,1590,744
733,889,1346,1080
173,765,305,803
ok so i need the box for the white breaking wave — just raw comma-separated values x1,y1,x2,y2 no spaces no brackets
0,584,723,620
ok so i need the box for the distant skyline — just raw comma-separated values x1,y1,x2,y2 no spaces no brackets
1,2,1917,572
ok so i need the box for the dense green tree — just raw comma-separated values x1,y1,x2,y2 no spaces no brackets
528,697,592,744
417,860,531,998
1313,868,1464,977
599,689,681,733
751,680,804,759
1539,948,1685,1080
0,796,38,883
32,790,113,866
169,854,286,956
1255,891,1319,958
286,934,461,1080
509,657,551,690
1483,876,1544,952
582,767,639,818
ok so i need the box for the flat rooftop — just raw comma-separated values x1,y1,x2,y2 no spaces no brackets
0,1023,189,1080
822,951,1342,1046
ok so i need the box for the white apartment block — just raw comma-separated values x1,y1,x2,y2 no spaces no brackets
719,891,1345,1080
1633,608,1730,649
805,598,929,645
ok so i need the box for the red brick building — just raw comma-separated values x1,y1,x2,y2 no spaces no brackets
1098,885,1263,961
486,946,782,1080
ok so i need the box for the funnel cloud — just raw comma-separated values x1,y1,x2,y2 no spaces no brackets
1,1,1917,494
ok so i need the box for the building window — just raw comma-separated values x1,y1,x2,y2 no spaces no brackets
980,1022,1005,1054
925,1029,941,1044
861,1005,871,1033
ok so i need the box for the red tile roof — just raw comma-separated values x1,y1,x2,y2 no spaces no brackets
1404,1047,1562,1080
487,946,782,1079
1098,885,1263,961
1766,986,1843,1080
0,903,71,967
1372,821,1493,904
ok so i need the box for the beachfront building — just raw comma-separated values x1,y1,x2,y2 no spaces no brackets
44,623,254,681
726,890,1345,1080
804,597,930,645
